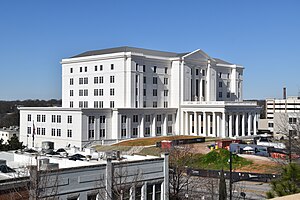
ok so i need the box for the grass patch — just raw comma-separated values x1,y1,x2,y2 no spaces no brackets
114,135,200,146
186,149,252,170
138,147,163,156
93,145,132,152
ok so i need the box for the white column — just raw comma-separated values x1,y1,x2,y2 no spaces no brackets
212,112,216,137
194,112,198,135
200,77,203,101
229,113,233,137
127,116,131,138
198,113,202,135
140,115,144,138
242,113,245,137
216,113,220,137
254,113,257,135
235,114,239,137
151,115,156,137
207,114,211,135
222,112,226,138
206,60,211,101
203,112,207,136
163,114,167,136
189,114,193,135
152,184,155,200
248,113,251,135
141,182,147,200
185,112,189,135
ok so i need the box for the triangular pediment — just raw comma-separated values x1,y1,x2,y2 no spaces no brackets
182,49,211,61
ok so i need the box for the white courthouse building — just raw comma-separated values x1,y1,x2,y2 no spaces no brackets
19,46,260,148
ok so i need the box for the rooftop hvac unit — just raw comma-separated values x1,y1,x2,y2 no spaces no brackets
38,158,50,166
40,163,59,171
0,159,6,166
42,141,54,150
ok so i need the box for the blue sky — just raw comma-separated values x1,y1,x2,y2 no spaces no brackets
0,0,300,100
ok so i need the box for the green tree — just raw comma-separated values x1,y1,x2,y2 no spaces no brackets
267,163,300,198
219,169,227,200
7,135,23,150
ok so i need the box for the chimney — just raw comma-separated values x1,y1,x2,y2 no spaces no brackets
283,87,287,99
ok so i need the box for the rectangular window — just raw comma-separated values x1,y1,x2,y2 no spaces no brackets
110,88,115,96
100,129,105,138
202,69,205,76
153,77,157,84
99,89,103,96
227,92,230,98
145,115,151,122
153,66,157,73
110,76,115,83
27,114,31,122
157,115,162,122
121,115,127,123
79,78,83,85
133,115,138,123
79,89,83,96
135,101,138,108
70,68,73,73
132,127,138,137
84,101,88,108
143,65,146,72
100,116,106,123
94,101,98,108
57,129,61,137
136,63,139,71
143,101,146,108
89,130,95,138
165,67,168,74
164,101,168,108
94,89,98,96
100,65,103,71
89,116,95,124
51,128,55,136
145,127,150,136
99,101,103,108
153,89,157,96
57,115,61,123
219,81,222,88
52,115,56,123
79,101,83,108
219,72,222,78
164,90,168,96
85,66,87,72
37,127,41,135
153,101,157,107
70,90,73,96
84,77,88,84
143,89,146,96
168,126,172,134
111,64,114,70
67,129,72,137
168,114,172,121
41,128,45,135
27,127,31,134
94,77,99,84
84,89,88,96
80,67,82,72
42,115,46,122
70,101,73,108
37,114,41,122
121,129,126,138
99,76,103,83
67,116,72,123
196,69,199,75
219,92,222,98
94,65,97,71
70,78,74,85
110,101,114,108
143,76,146,84
164,78,168,85
156,127,162,135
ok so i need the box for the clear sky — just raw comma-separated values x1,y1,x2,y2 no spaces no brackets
0,0,300,100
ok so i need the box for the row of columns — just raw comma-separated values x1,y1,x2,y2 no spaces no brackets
183,111,258,138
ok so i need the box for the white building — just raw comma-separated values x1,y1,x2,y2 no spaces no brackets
0,126,19,144
266,96,300,135
19,46,260,148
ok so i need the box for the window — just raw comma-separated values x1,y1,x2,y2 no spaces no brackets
89,116,95,124
143,65,146,72
289,118,297,124
79,78,83,85
94,101,98,108
94,89,98,96
99,101,103,108
111,64,114,70
57,115,61,123
57,129,61,137
100,65,103,71
219,81,222,88
164,101,168,108
42,115,46,122
94,65,97,71
133,115,138,123
164,90,168,96
219,72,222,78
99,76,103,83
89,130,95,138
27,127,31,134
157,115,162,122
168,114,172,121
84,89,88,96
67,116,72,123
110,88,115,96
84,77,88,84
132,128,138,137
70,90,73,96
145,127,150,136
268,123,274,128
79,89,83,96
37,127,41,135
153,101,157,107
51,128,55,136
202,69,205,76
153,89,157,96
100,116,106,123
121,129,126,138
67,129,72,137
155,183,162,199
52,115,56,123
145,115,151,122
135,101,138,108
136,63,139,71
79,101,83,108
143,89,146,96
80,67,82,72
37,114,41,122
168,126,173,134
143,101,146,108
99,89,103,96
165,67,168,74
227,92,230,98
156,127,162,135
136,75,138,83
100,129,105,138
70,68,73,73
70,78,74,85
84,101,88,108
85,66,87,72
153,66,157,73
196,69,199,75
110,76,115,83
143,76,146,84
219,92,222,98
41,128,45,135
121,115,127,123
70,101,73,108
164,78,168,85
94,77,99,84
110,101,114,108
27,114,31,122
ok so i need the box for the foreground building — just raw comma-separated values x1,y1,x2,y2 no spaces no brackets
19,46,260,148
